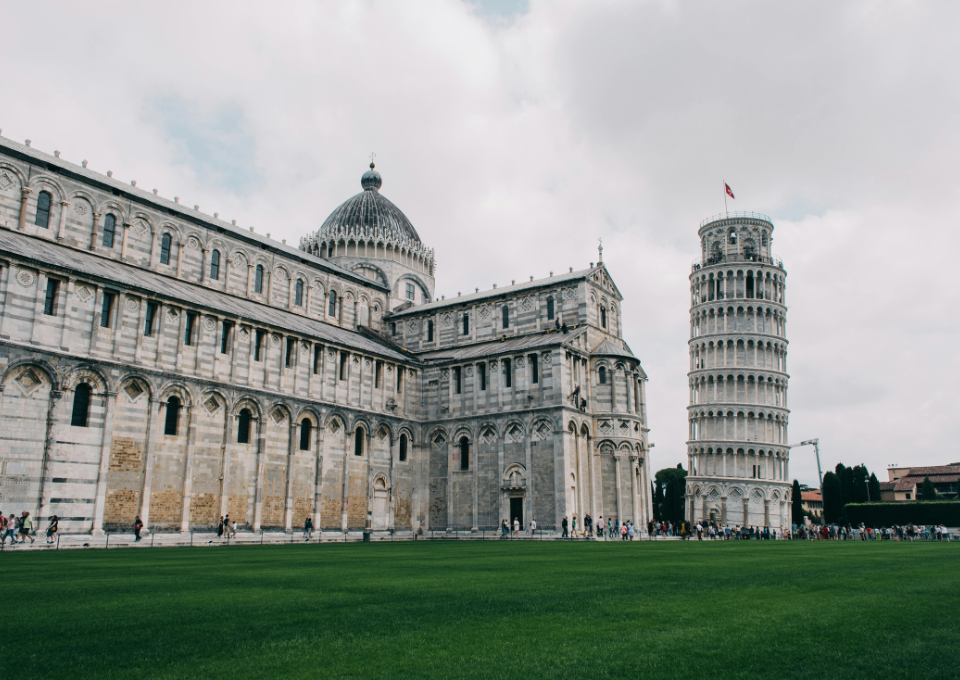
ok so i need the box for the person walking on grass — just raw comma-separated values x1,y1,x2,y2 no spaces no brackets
304,517,314,541
561,516,569,538
46,515,58,544
134,516,143,542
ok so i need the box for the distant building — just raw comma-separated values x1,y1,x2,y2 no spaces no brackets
800,490,822,518
881,466,960,502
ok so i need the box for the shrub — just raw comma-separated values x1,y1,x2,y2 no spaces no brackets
844,502,960,527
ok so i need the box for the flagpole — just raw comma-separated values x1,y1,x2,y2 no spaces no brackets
723,179,728,216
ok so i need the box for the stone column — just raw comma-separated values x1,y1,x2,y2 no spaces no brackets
246,264,254,297
58,278,74,351
446,437,454,531
120,222,131,259
742,498,750,528
90,212,101,251
17,187,31,230
340,429,351,532
199,248,208,284
284,419,297,531
763,499,770,527
313,420,325,531
56,201,69,241
524,434,533,534
148,229,158,268
36,388,63,524
178,405,198,532
720,495,727,525
614,454,623,521
472,437,479,532
388,433,397,531
30,271,48,344
218,408,234,519
0,263,10,339
631,457,640,525
134,296,147,363
138,398,161,532
91,389,117,535
154,303,166,367
253,414,266,531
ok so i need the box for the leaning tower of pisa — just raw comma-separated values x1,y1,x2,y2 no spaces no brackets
684,212,791,531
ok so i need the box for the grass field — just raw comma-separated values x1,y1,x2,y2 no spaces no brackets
2,540,958,679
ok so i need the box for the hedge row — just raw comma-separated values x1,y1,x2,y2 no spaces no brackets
844,502,960,526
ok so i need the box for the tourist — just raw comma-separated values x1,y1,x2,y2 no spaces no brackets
628,522,635,540
620,522,628,541
46,515,58,544
20,512,34,544
561,516,569,538
304,517,314,541
501,519,509,538
134,516,143,542
217,516,225,539
530,518,537,536
695,522,703,540
597,515,603,538
609,518,615,539
584,514,592,537
230,518,237,538
572,515,578,537
4,513,16,544
513,517,520,538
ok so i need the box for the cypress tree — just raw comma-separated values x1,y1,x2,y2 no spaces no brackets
822,472,844,523
920,477,938,501
868,473,881,502
851,465,870,504
791,479,804,525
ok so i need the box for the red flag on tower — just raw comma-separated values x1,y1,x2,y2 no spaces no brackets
725,183,735,199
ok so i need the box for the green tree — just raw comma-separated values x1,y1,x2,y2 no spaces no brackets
654,464,687,526
652,482,663,521
791,480,804,525
920,477,938,501
822,472,844,523
868,473,881,502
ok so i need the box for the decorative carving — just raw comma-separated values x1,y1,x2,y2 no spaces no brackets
327,419,340,433
15,369,42,394
506,425,523,443
204,397,220,414
598,420,613,435
203,318,216,331
73,202,87,216
465,366,474,377
433,432,447,447
441,368,449,379
124,381,144,401
186,236,201,250
441,313,452,327
406,320,418,332
515,357,524,368
239,327,250,338
124,297,139,312
480,428,496,444
0,172,14,190
479,305,490,319
15,269,35,288
133,219,148,236
520,296,532,311
75,286,92,303
270,335,280,346
351,356,360,365
271,409,286,424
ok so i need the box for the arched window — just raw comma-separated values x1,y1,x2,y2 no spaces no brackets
164,396,181,436
237,408,252,444
502,305,510,329
34,191,52,228
160,233,172,265
546,296,554,320
399,433,408,462
354,426,364,456
295,279,304,306
459,436,469,471
254,265,263,294
210,249,220,280
328,291,337,316
299,419,312,451
599,366,607,384
600,306,607,329
427,320,434,342
102,214,116,248
71,383,92,427
462,314,470,336
729,230,737,244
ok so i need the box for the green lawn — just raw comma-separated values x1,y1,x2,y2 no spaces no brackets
3,540,958,679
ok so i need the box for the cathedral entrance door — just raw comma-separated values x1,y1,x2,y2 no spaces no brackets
510,498,523,530
372,479,388,530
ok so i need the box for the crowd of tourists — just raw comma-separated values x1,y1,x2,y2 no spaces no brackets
795,523,953,541
559,514,640,539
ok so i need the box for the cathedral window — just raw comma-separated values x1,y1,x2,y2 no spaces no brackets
299,420,312,451
354,426,365,456
459,437,469,471
43,278,59,316
254,265,264,294
502,305,510,329
144,302,158,336
339,353,348,380
390,322,396,335
427,319,434,342
102,214,116,248
328,290,337,316
164,396,181,436
599,366,607,384
220,321,232,354
160,234,172,265
397,366,404,393
546,296,555,320
295,279,304,306
503,358,512,388
454,366,462,394
237,408,252,444
314,345,323,374
375,360,383,387
35,191,51,228
210,250,221,280
184,312,196,346
399,433,408,462
478,362,486,391
285,337,296,368
530,353,539,384
254,329,264,361
406,282,415,300
462,314,469,336
100,292,115,328
71,383,92,428
600,306,607,329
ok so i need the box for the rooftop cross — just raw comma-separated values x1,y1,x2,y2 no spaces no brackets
598,237,603,264
369,151,376,168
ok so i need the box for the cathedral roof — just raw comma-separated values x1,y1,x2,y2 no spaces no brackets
418,327,587,363
315,163,421,244
591,338,637,359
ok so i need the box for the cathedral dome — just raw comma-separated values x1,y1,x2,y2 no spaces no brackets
317,163,421,244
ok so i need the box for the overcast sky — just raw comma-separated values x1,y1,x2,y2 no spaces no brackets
3,1,959,485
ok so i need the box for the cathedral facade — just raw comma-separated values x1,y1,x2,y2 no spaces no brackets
684,213,792,530
0,137,651,536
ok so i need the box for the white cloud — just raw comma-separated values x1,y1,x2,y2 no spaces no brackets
3,0,959,482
